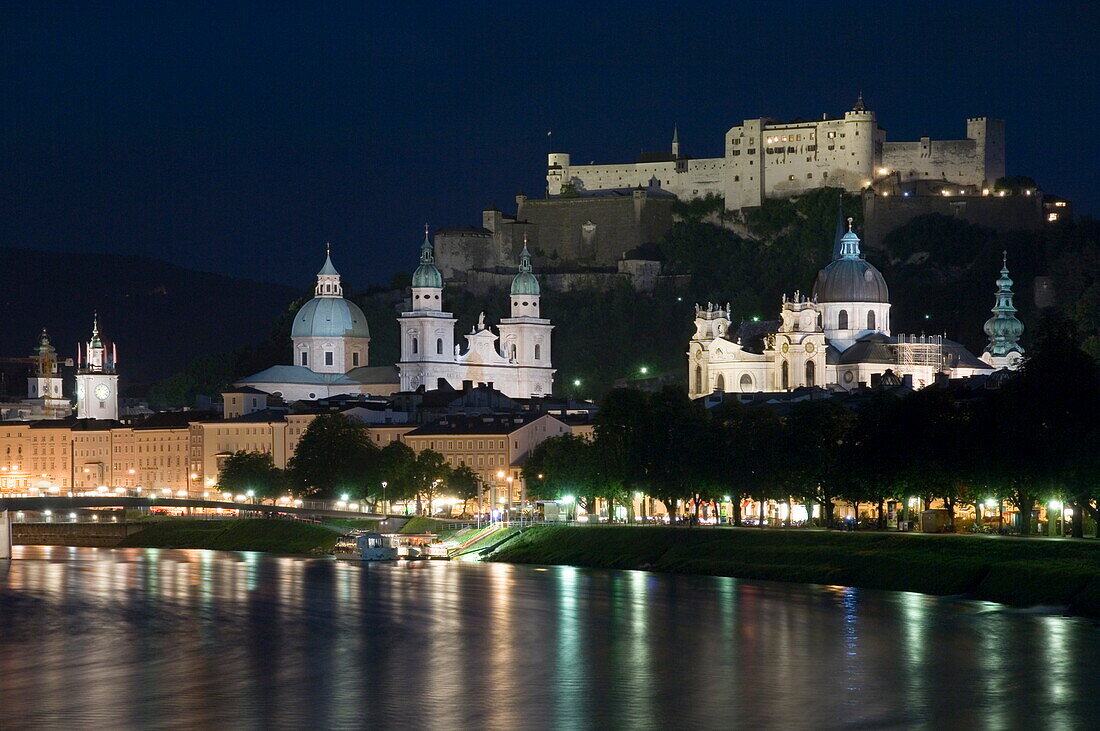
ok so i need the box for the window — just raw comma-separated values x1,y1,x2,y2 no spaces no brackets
715,373,725,392
838,310,849,330
413,337,419,354
739,373,753,392
534,344,541,360
436,338,443,355
781,361,789,391
867,310,876,330
325,351,333,366
806,360,816,387
300,352,308,366
352,352,360,367
695,365,703,393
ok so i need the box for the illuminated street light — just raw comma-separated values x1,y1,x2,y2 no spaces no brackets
639,366,649,375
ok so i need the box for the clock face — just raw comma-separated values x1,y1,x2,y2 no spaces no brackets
77,383,85,399
95,384,111,401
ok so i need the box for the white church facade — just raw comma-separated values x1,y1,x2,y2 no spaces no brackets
688,221,1012,399
396,230,555,397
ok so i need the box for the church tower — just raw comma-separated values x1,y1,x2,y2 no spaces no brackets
981,253,1025,370
397,227,457,391
75,316,119,420
497,237,555,395
27,329,69,418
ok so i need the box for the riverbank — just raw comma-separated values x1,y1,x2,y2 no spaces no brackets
117,519,341,553
488,526,1100,617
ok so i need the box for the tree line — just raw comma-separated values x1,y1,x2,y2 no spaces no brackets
218,413,481,515
524,314,1100,537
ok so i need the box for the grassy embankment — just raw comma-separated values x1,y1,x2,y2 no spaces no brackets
489,526,1100,617
118,519,341,553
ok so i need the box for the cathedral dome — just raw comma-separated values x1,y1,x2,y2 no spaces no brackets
812,229,889,304
412,227,443,288
292,297,370,339
510,241,540,295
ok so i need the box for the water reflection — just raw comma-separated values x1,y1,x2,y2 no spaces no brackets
2,546,1100,728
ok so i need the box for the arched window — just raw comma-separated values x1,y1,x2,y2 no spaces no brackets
781,360,790,390
510,344,517,360
412,337,418,354
436,338,443,355
838,310,849,330
740,373,753,392
534,344,541,360
867,310,876,330
715,373,725,392
806,359,816,386
695,365,703,393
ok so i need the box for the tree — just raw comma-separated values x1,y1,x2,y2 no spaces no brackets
218,451,285,499
409,449,451,516
449,465,481,517
286,413,378,499
711,400,785,526
783,400,856,528
374,440,417,510
594,388,655,521
523,434,600,519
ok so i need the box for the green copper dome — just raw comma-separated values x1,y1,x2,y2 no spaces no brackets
983,254,1024,357
412,228,443,288
510,242,540,296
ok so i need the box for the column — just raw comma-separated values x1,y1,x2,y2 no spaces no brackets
1,510,11,560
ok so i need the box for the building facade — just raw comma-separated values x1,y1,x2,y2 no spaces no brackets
236,249,400,400
688,221,996,398
548,98,1005,210
397,231,555,398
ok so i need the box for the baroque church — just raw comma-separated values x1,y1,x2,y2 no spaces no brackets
688,219,1022,398
236,248,400,400
397,228,555,398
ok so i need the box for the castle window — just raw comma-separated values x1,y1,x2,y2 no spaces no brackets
413,337,419,354
838,310,849,330
807,173,813,179
867,311,876,330
806,360,816,387
788,175,795,181
301,352,308,366
436,338,443,355
325,351,333,366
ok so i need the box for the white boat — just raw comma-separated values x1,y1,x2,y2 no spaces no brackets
333,532,398,561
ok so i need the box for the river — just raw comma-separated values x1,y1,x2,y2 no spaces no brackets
1,546,1098,729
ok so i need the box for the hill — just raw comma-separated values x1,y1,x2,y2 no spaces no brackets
0,247,300,388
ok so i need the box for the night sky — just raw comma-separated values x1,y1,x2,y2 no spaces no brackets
2,2,1096,289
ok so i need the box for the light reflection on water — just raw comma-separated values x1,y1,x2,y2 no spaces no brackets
2,546,1100,729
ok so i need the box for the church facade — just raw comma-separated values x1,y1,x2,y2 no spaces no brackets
396,230,555,398
687,221,1009,398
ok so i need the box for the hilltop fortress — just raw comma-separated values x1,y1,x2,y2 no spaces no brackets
548,97,1005,210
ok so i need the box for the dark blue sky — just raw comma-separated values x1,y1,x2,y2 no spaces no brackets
2,2,1095,288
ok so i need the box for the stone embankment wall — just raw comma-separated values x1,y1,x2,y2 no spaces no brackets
14,522,145,547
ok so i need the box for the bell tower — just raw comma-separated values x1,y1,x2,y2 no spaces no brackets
75,315,119,420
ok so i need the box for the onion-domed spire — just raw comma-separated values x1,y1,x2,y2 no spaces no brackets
412,224,443,289
983,251,1024,359
511,234,540,296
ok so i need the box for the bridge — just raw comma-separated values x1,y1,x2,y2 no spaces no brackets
0,496,407,558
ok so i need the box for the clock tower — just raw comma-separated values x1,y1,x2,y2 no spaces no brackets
75,316,119,420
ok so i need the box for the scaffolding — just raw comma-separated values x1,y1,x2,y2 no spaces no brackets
891,334,944,369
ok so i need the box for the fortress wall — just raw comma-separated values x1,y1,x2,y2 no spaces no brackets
862,192,1043,248
517,194,674,265
883,139,985,185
